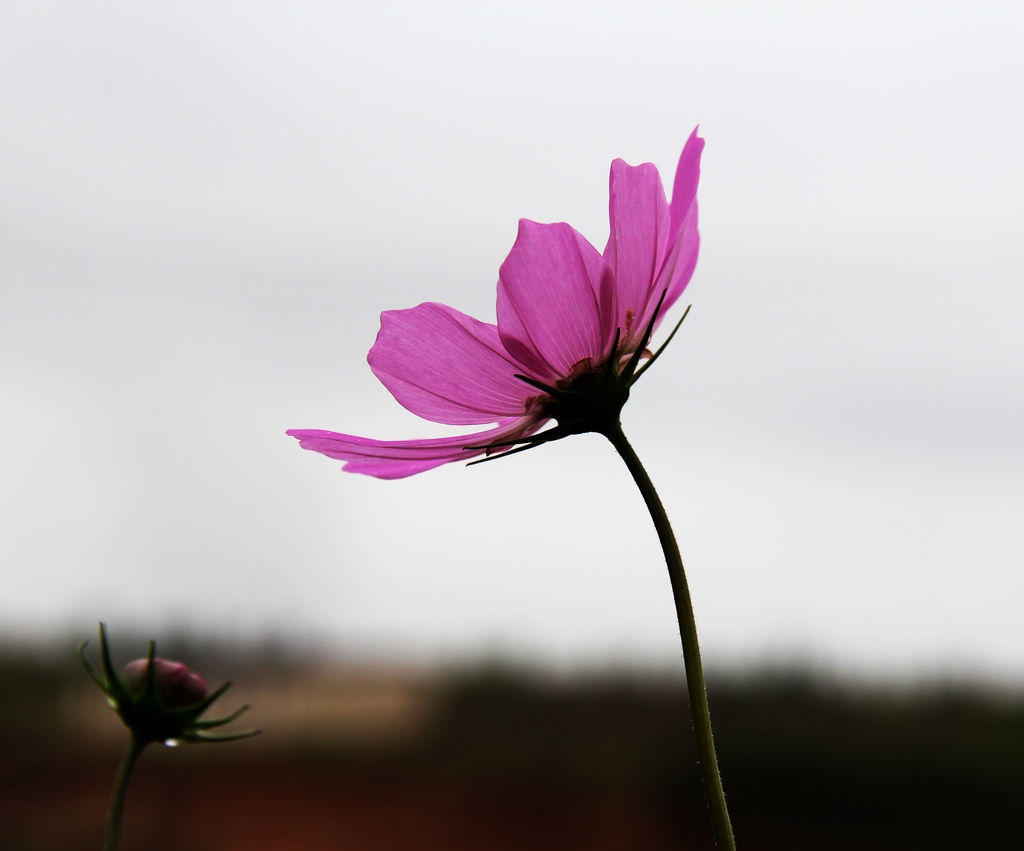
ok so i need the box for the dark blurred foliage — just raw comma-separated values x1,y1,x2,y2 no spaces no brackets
1,643,1023,850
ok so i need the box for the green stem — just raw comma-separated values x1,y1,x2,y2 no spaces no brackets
104,733,147,851
605,424,736,850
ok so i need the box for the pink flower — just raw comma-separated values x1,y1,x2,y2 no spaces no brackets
288,129,704,479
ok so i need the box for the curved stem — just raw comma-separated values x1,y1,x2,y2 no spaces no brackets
104,733,147,851
605,424,736,850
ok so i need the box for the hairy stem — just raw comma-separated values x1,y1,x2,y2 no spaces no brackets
104,733,147,851
605,424,736,850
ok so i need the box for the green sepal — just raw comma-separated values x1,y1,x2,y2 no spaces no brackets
77,641,108,692
191,703,250,730
184,727,261,743
98,623,133,709
192,680,233,715
630,303,690,386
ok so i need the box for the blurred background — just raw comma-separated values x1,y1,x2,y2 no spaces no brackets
1,1,1022,847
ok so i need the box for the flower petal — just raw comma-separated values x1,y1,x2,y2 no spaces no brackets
669,127,704,241
496,220,614,383
286,417,545,480
368,302,535,425
659,200,699,319
604,159,672,345
658,127,704,319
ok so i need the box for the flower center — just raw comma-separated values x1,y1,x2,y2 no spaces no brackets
541,356,631,437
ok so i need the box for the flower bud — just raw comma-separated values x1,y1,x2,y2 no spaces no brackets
122,658,208,709
79,623,258,745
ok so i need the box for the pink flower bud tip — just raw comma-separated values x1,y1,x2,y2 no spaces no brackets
122,658,208,708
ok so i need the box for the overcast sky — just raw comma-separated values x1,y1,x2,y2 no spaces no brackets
1,1,1022,678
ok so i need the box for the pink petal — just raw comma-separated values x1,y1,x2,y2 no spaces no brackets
669,127,704,241
286,417,545,480
368,302,536,426
496,220,614,383
604,159,672,344
659,200,699,318
657,128,704,319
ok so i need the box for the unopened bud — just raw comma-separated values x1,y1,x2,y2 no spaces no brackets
79,623,258,745
122,658,208,709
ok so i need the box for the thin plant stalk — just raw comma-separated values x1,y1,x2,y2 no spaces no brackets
104,732,147,851
605,423,736,851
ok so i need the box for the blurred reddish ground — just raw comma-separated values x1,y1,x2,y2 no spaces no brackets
3,658,1023,849
3,751,702,851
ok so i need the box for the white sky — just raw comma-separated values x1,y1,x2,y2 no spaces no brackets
1,1,1022,678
